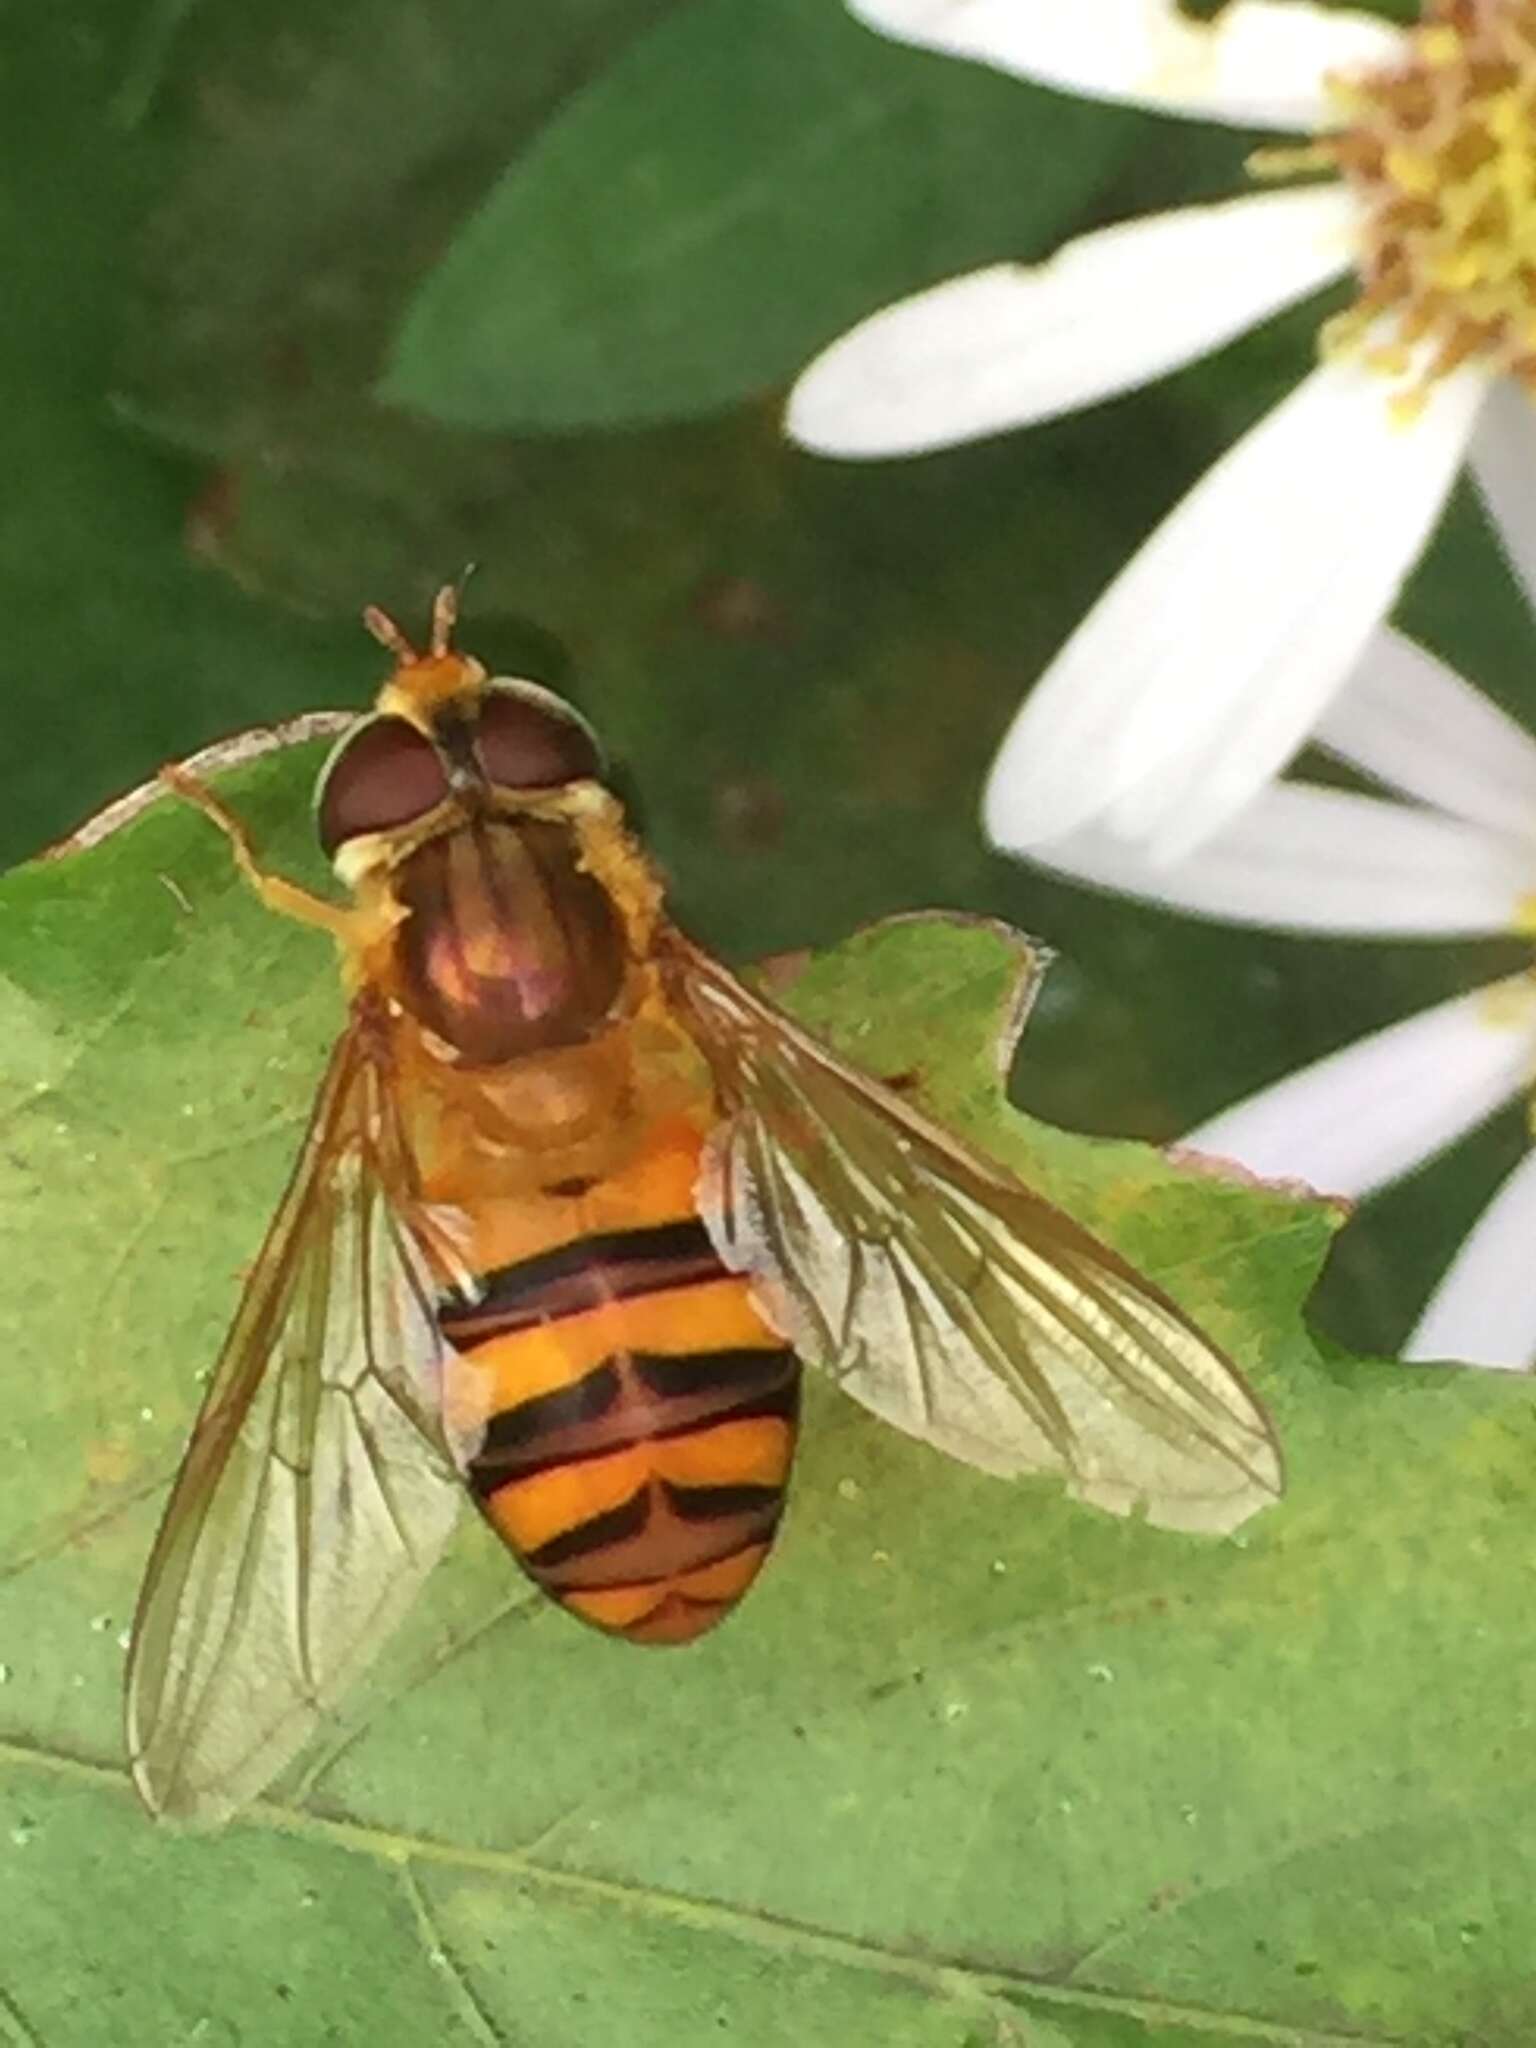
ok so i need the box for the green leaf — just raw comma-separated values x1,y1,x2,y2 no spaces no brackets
381,0,1132,430
6,747,1535,2041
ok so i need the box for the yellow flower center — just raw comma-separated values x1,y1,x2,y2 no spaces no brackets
1261,0,1536,400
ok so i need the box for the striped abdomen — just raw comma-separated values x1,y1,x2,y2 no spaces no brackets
438,1126,800,1644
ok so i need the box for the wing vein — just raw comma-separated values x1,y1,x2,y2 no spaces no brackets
668,928,1282,1535
126,1017,464,1823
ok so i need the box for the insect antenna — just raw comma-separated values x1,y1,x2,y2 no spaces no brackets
366,570,478,665
431,564,480,655
429,582,459,657
362,603,417,663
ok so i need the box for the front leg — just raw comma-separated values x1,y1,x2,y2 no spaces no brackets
161,764,365,945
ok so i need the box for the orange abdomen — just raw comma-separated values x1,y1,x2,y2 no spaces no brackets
437,1121,799,1644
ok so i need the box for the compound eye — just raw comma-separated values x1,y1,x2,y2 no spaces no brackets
315,715,450,857
475,683,603,791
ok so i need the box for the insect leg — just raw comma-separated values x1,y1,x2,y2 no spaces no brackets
160,764,361,941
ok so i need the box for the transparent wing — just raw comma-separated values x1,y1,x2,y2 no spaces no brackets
665,933,1283,1536
126,1021,464,1825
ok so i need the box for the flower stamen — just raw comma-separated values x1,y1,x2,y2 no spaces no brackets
1260,1,1536,406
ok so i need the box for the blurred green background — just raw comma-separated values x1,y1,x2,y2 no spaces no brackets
8,0,1531,1365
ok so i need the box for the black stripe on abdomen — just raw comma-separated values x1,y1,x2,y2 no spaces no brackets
440,1217,724,1344
465,1346,799,1498
525,1487,652,1570
662,1480,786,1522
633,1348,797,1400
465,1363,623,1475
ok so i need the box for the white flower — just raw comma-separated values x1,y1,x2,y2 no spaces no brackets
787,0,1536,859
1030,622,1536,1369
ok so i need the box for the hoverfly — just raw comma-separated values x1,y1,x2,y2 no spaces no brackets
127,586,1283,1824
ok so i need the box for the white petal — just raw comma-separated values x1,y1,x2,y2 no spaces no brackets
1404,1149,1536,1370
787,187,1352,458
1470,375,1536,620
983,357,1489,862
1317,626,1536,839
1016,782,1533,936
848,0,1405,131
1184,978,1536,1198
